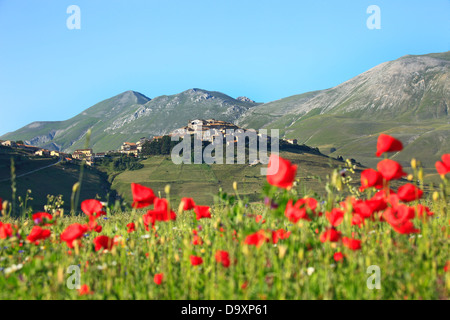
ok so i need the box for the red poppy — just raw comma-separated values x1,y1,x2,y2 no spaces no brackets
154,273,163,285
360,169,383,191
376,134,403,157
32,212,54,226
60,223,88,248
319,228,341,243
302,197,318,212
435,154,450,175
342,237,362,250
267,155,297,189
81,199,105,221
383,204,415,226
192,235,203,245
377,159,407,181
27,226,51,244
285,200,311,223
143,198,176,229
333,252,345,262
326,208,344,227
391,220,420,235
351,213,365,228
368,197,389,213
78,284,93,296
255,215,266,224
244,230,269,247
371,189,399,211
272,229,291,244
215,250,230,268
0,222,15,239
190,255,203,266
414,204,434,218
181,197,195,211
81,199,103,215
153,197,172,214
85,220,102,233
292,197,320,215
131,183,155,208
127,222,136,233
372,188,396,201
93,235,114,252
142,215,153,231
397,184,423,202
350,198,385,219
444,261,450,272
194,205,211,220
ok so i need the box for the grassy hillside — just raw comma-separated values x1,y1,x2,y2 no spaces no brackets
0,148,58,181
263,116,450,183
111,152,362,206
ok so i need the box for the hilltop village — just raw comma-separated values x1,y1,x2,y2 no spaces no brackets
0,119,300,166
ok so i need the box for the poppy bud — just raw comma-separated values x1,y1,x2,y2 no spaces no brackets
418,169,423,182
432,192,439,201
72,182,80,193
2,200,8,213
411,158,417,170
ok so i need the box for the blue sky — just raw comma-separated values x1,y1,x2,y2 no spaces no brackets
0,0,449,135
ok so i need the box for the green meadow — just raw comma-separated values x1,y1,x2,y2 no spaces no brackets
110,151,358,206
0,168,448,299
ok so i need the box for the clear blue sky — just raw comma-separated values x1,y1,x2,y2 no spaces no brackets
0,0,449,135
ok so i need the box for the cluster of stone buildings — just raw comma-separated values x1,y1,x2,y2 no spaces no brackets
118,137,149,156
0,138,147,166
170,119,298,146
0,140,73,160
171,119,242,143
0,140,99,166
1,118,299,166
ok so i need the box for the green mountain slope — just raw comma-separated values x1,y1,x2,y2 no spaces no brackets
1,89,259,153
237,52,450,171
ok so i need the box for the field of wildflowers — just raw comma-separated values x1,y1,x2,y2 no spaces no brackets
0,134,448,300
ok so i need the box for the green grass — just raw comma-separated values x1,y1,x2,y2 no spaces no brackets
111,152,359,207
0,148,58,181
254,115,450,185
0,150,112,213
0,139,448,300
0,169,448,299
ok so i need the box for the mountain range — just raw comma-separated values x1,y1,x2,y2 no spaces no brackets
238,51,450,170
2,51,449,172
1,89,259,153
